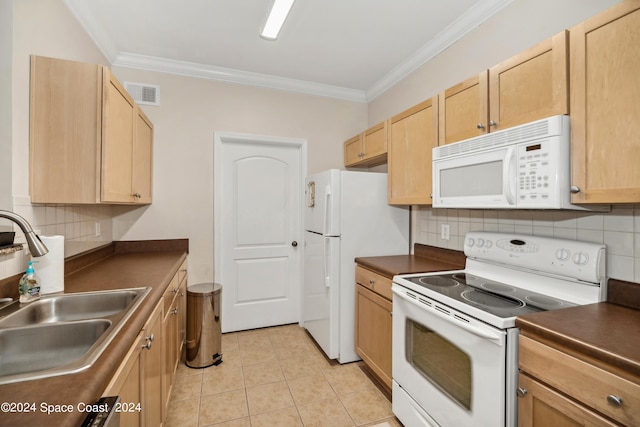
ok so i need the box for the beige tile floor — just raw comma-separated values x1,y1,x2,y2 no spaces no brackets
165,324,403,427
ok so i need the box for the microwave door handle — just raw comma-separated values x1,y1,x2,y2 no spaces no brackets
392,287,503,343
503,147,517,205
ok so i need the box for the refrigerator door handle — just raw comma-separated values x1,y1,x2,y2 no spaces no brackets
323,237,331,288
323,185,332,236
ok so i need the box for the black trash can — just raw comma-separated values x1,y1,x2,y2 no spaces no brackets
186,283,223,368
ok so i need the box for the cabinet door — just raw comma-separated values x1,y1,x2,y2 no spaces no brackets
388,97,438,205
344,134,363,166
517,374,617,427
162,287,180,417
102,68,136,203
132,108,153,204
570,2,640,203
439,71,489,145
355,284,392,390
141,303,163,427
29,56,102,204
489,30,568,131
362,121,388,161
103,331,143,427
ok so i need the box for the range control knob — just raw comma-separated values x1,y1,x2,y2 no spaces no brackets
466,238,475,247
555,248,570,261
477,238,485,248
572,251,589,265
485,240,493,248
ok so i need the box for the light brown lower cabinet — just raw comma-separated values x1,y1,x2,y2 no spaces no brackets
104,302,162,427
518,335,640,427
162,259,187,417
105,260,187,427
355,265,393,391
517,373,617,427
104,330,143,427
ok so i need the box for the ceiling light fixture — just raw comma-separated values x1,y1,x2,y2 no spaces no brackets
260,0,295,40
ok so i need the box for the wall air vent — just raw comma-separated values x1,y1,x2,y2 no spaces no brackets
124,82,160,106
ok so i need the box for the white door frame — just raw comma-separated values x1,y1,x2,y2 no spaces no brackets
213,131,307,326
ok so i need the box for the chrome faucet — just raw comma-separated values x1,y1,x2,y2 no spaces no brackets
0,210,49,257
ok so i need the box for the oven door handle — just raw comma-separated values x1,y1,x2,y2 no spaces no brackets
392,287,503,343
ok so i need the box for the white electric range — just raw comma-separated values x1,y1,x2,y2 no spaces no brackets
391,232,606,427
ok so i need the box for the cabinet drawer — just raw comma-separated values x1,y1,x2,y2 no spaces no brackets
356,265,392,301
519,335,640,426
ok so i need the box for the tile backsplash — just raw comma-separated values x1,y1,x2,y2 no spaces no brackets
414,205,640,282
0,196,113,280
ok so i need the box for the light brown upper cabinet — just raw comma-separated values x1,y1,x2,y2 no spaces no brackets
569,2,640,204
439,71,489,145
388,97,438,205
30,55,153,204
439,31,568,145
344,121,388,167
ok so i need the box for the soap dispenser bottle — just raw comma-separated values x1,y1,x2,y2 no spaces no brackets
19,261,41,303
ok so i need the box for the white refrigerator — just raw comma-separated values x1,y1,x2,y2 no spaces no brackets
303,169,409,363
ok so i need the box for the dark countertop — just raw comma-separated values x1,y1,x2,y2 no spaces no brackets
0,240,188,427
516,278,640,379
517,301,640,378
355,244,466,278
360,245,640,383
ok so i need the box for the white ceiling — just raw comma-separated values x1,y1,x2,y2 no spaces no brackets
64,0,514,102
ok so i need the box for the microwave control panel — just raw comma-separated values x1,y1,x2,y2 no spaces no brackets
516,137,566,206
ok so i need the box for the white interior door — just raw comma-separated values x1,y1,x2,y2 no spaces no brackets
214,132,306,333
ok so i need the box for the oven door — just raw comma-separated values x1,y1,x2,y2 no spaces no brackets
392,285,508,427
432,145,517,208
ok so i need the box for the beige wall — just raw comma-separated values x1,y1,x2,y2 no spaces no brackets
1,0,367,284
2,0,634,286
363,0,640,282
368,0,622,124
108,67,366,282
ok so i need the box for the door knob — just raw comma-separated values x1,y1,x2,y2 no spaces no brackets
291,241,298,247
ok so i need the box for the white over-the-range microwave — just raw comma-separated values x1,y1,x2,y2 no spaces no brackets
432,114,607,211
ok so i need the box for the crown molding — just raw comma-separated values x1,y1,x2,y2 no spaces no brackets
112,52,368,102
366,0,515,101
63,0,118,62
65,0,514,103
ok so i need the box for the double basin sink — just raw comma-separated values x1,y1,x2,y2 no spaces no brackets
0,287,150,385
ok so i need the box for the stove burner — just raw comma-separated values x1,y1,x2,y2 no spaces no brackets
461,289,524,309
526,295,564,308
418,276,459,287
451,273,479,285
480,282,516,293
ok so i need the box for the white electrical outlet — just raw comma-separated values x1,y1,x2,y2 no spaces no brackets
441,224,450,240
95,222,101,237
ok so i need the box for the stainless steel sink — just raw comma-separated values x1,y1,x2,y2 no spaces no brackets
0,287,150,385
0,289,143,327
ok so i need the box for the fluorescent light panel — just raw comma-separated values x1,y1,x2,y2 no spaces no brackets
260,0,295,40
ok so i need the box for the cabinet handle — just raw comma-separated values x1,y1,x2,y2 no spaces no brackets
477,123,485,129
607,395,623,407
142,341,152,350
145,334,154,342
132,192,141,198
171,287,178,294
570,186,581,194
489,120,497,127
369,279,375,285
172,307,179,315
516,387,527,397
